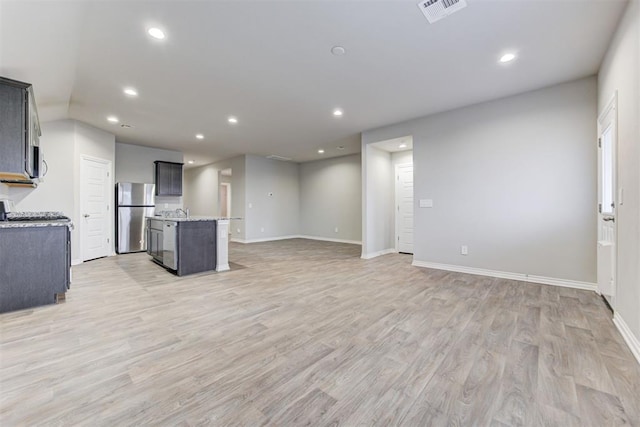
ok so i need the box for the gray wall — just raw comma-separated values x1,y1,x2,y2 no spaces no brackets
363,145,393,255
115,142,183,183
300,154,361,242
363,76,597,283
598,0,640,345
115,142,184,210
244,154,299,240
183,155,246,240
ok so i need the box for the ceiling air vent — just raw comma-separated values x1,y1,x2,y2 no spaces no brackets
266,155,292,161
417,0,468,24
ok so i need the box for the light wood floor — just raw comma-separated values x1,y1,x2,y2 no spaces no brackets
1,239,639,426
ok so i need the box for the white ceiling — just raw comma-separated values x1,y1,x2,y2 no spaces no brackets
0,0,627,167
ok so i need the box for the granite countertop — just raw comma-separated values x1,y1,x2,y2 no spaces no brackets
148,216,242,222
0,220,74,229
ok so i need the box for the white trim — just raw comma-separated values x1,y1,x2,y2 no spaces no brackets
361,248,396,260
395,162,413,253
231,235,300,244
231,235,362,245
411,260,597,291
297,235,361,245
597,91,617,123
613,312,640,365
79,155,113,262
71,258,83,266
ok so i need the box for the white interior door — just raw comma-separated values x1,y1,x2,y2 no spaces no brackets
81,156,111,261
396,163,414,254
597,94,617,306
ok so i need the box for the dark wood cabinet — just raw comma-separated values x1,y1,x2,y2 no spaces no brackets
147,219,164,262
177,221,217,276
0,225,71,313
154,161,183,196
0,78,29,181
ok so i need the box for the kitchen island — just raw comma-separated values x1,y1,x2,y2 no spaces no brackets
0,219,72,312
146,216,230,276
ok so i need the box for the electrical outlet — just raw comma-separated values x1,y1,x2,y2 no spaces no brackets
334,227,339,233
461,245,468,255
236,228,240,234
248,202,253,208
261,227,264,233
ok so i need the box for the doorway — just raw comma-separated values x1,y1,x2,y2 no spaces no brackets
80,155,112,262
597,93,617,308
362,136,414,259
220,182,231,217
219,168,232,218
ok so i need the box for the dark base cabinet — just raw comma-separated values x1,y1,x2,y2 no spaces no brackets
0,225,71,313
177,221,216,276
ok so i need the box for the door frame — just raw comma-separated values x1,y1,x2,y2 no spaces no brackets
220,182,231,218
395,162,414,253
79,155,113,262
596,92,618,307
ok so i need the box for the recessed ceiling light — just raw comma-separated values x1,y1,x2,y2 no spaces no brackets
195,134,204,140
333,109,343,117
228,117,238,124
331,46,346,56
148,27,165,40
123,88,138,97
399,143,407,149
318,149,325,154
499,53,516,63
120,124,133,129
107,116,119,123
188,160,195,164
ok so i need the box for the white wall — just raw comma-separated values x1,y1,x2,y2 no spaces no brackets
115,142,184,210
362,145,393,257
598,0,640,352
10,120,75,217
74,121,116,259
244,154,299,241
363,77,597,284
299,154,361,243
9,119,116,263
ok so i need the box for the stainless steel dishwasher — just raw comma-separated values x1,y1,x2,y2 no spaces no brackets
162,221,178,270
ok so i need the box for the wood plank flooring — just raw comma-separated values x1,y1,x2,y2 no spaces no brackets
1,239,639,426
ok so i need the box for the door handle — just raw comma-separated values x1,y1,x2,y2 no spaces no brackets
603,217,615,222
83,214,90,218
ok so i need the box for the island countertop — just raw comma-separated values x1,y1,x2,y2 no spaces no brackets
147,216,241,222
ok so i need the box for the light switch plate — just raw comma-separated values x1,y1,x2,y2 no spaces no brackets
419,199,433,208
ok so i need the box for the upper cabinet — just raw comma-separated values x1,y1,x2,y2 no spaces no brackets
0,77,41,185
154,161,183,196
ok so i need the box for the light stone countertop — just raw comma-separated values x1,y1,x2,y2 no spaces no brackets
147,216,242,222
0,220,74,229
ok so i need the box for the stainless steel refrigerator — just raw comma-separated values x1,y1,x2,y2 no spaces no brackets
116,183,155,254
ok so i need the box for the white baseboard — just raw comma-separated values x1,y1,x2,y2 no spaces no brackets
231,235,300,244
71,258,82,266
613,312,640,365
361,248,396,260
231,235,362,245
297,235,362,245
411,260,597,291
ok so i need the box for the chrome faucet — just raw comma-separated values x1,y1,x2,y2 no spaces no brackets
176,208,190,218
